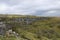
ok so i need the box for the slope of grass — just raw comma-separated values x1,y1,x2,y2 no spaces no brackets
0,15,60,40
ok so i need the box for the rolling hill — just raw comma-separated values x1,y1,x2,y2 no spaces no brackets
0,15,60,40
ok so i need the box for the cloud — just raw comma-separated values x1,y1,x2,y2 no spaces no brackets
0,3,8,11
0,0,60,16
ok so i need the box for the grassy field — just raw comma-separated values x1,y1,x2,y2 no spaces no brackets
0,15,60,40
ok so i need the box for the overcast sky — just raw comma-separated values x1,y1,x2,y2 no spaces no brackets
0,0,60,16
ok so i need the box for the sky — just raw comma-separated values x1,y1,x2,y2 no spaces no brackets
0,0,60,16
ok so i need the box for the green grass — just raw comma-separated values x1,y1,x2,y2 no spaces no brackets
0,15,60,40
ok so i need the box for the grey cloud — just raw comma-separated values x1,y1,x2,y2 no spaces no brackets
0,0,60,16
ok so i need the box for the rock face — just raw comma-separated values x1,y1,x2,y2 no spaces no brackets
8,17,50,24
0,17,50,36
0,22,6,35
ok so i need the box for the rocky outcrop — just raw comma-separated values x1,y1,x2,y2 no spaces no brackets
0,22,6,35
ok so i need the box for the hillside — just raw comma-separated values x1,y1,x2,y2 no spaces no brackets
0,15,60,40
